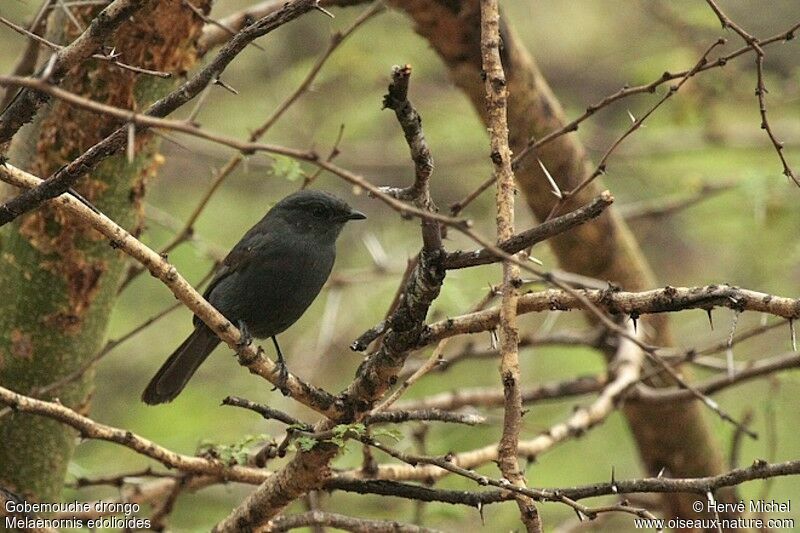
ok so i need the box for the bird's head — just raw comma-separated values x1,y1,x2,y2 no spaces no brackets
271,190,366,239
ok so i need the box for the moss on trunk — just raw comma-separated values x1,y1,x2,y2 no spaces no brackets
0,0,210,501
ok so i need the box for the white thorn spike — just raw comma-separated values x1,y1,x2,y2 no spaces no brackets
537,159,563,199
126,123,135,164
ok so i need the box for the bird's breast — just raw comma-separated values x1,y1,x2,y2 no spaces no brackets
218,243,335,338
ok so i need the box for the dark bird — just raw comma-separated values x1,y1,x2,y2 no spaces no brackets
142,190,366,405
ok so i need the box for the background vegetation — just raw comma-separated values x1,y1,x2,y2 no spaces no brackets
1,0,798,530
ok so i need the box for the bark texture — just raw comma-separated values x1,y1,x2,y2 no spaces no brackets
0,0,210,501
389,0,736,527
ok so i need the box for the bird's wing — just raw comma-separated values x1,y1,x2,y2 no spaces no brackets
192,228,272,330
201,226,274,301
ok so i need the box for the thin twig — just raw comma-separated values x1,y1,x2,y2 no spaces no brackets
0,0,158,144
480,7,532,523
0,162,343,417
0,0,321,225
551,38,729,218
704,0,797,184
451,20,800,215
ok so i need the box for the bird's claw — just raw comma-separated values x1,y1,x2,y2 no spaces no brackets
271,361,290,396
236,321,253,348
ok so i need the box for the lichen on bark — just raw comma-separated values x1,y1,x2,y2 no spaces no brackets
0,0,210,501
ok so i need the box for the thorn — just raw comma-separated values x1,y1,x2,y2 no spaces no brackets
126,122,135,164
528,255,543,266
704,397,719,411
726,347,735,380
611,465,618,494
313,3,335,18
214,78,239,95
487,282,500,297
791,319,797,352
489,329,498,350
477,502,485,525
626,109,636,123
537,159,563,199
630,314,638,334
657,466,666,478
706,309,714,331
726,310,740,379
41,52,58,81
362,232,389,269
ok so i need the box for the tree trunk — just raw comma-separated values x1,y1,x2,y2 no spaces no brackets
390,1,739,528
0,0,210,501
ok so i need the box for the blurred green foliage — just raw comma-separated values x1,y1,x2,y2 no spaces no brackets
1,0,799,530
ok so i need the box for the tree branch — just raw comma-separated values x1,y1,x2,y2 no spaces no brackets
0,75,468,231
345,324,642,483
479,0,540,529
0,0,320,226
392,375,606,412
0,162,342,417
444,191,613,270
421,285,800,345
0,0,154,145
267,510,442,532
0,385,267,483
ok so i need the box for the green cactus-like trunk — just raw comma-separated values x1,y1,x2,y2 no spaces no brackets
0,0,211,501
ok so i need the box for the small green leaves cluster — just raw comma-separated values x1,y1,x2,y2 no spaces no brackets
292,423,402,452
269,155,303,182
197,434,272,466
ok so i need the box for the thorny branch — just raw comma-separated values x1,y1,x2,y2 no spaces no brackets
0,162,342,417
0,385,266,483
549,38,729,217
1,5,798,528
444,191,613,270
211,65,446,532
0,0,321,226
342,324,642,484
0,74,469,231
266,511,442,533
420,285,800,346
381,64,440,252
0,15,171,79
4,376,798,518
479,0,541,529
451,19,800,216
0,0,53,111
117,1,385,289
392,375,606,412
704,0,797,185
0,0,154,145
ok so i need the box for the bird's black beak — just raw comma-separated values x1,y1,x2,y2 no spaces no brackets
346,210,367,221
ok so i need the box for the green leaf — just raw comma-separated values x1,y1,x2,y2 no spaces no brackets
295,436,318,452
371,427,402,442
269,155,303,182
195,434,272,466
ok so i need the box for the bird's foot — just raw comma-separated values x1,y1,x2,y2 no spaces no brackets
236,321,253,348
270,336,290,396
271,361,290,396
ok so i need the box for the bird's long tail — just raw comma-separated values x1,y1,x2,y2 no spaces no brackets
141,326,221,405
